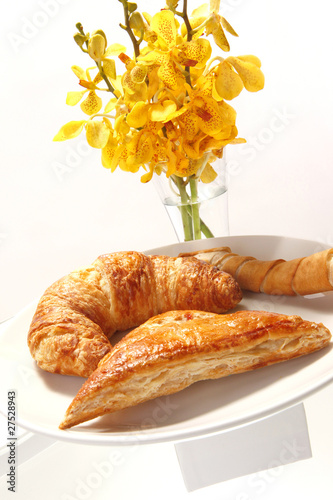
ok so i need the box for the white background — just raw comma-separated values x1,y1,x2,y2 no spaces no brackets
1,1,333,498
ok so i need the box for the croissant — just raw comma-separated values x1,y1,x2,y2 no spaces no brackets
59,309,331,429
27,251,242,377
179,246,333,296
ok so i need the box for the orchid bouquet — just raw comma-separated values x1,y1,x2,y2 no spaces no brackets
54,0,264,240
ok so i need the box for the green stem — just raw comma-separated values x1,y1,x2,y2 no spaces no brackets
182,0,193,42
173,176,193,241
97,61,117,95
200,219,214,238
182,205,214,238
119,0,141,59
189,177,201,239
182,0,192,85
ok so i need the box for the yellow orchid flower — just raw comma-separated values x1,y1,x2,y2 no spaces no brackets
186,0,238,52
125,131,154,168
55,1,266,241
138,11,186,91
225,55,265,92
176,38,212,69
212,55,264,100
66,66,103,115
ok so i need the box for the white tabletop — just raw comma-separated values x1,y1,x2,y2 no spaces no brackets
1,0,333,497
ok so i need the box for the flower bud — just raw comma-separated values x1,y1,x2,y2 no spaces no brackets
129,12,145,32
91,29,107,46
73,32,88,48
88,34,106,61
166,0,179,11
127,2,138,13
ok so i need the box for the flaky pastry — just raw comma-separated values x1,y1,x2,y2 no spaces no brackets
27,251,242,377
59,309,331,429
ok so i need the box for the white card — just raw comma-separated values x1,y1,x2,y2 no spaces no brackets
175,403,312,492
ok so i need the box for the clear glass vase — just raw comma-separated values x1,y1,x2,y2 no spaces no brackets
153,153,229,242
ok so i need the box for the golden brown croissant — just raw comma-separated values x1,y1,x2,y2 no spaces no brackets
27,251,242,377
179,246,333,296
59,309,331,429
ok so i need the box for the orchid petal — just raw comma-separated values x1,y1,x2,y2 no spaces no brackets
80,91,102,115
151,10,177,48
226,56,265,92
53,120,86,141
158,59,185,90
93,72,104,85
101,136,118,169
210,0,220,13
71,65,87,80
114,115,130,135
149,100,177,122
104,97,117,113
218,100,237,125
174,154,190,177
182,4,209,38
85,120,110,149
102,59,116,80
127,134,153,167
66,90,87,106
221,17,238,37
206,15,230,51
200,162,218,183
79,79,97,90
109,144,126,172
237,55,262,67
178,39,212,69
194,96,224,135
141,164,154,183
130,64,147,84
104,43,127,57
215,61,244,100
126,101,149,128
178,110,200,141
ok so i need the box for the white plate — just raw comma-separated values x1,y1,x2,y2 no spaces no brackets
1,235,333,446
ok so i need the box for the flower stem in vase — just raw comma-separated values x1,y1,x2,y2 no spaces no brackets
189,176,201,240
172,176,194,241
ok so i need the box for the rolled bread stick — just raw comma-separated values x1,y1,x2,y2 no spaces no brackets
179,247,233,267
220,255,256,278
260,258,303,295
236,258,286,293
180,246,333,296
292,248,333,295
180,247,285,294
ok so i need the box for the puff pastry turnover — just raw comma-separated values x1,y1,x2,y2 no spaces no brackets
59,309,331,429
27,251,242,377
